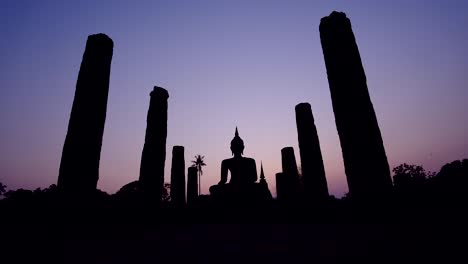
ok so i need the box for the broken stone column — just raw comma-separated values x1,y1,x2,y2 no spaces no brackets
57,33,113,194
281,147,300,181
187,167,198,205
295,103,329,203
275,172,285,202
170,146,185,207
280,147,301,203
139,86,169,205
319,11,392,199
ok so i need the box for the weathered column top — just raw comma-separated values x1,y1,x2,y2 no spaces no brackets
319,11,351,29
173,145,184,153
281,146,295,154
295,102,312,111
150,86,169,99
86,33,114,48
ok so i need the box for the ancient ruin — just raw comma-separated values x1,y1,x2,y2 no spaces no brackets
187,166,198,205
54,12,396,208
280,147,301,202
319,11,392,199
57,33,113,194
295,103,329,202
258,162,273,200
139,86,169,205
170,146,185,207
209,128,272,205
281,147,299,179
275,172,286,202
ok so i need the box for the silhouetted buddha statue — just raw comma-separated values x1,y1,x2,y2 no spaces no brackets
219,127,257,186
209,128,271,206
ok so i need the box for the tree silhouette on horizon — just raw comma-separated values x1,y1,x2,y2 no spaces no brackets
0,182,6,198
191,155,206,195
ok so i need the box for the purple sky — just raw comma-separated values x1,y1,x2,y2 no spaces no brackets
1,0,467,197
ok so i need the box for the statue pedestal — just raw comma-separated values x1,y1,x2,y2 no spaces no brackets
209,183,272,207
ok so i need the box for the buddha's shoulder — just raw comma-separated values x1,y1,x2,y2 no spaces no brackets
222,157,256,163
221,158,234,163
242,157,256,163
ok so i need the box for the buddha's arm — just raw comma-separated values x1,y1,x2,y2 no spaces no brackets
253,161,258,182
220,160,228,184
249,159,258,183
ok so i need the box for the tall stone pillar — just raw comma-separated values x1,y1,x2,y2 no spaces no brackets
187,167,198,205
170,146,185,207
319,11,392,199
139,86,169,205
295,103,329,202
57,33,113,194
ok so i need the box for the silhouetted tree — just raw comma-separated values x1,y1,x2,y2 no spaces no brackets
191,155,206,195
435,159,467,183
115,181,140,196
4,188,34,202
393,164,432,188
113,180,142,207
392,163,436,205
426,159,468,203
162,183,171,203
115,181,171,205
0,182,6,197
38,184,59,203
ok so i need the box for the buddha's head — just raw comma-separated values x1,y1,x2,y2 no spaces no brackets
230,127,244,156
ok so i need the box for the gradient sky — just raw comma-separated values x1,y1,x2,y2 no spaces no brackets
1,0,467,197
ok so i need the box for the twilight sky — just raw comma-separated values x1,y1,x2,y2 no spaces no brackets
1,0,467,197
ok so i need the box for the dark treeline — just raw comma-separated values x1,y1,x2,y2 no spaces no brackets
1,160,467,263
1,159,467,217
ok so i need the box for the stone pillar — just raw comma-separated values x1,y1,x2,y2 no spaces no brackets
139,86,169,205
275,172,285,202
187,167,198,205
170,146,185,207
319,11,392,199
57,33,113,194
280,147,301,202
295,103,329,202
281,147,300,180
